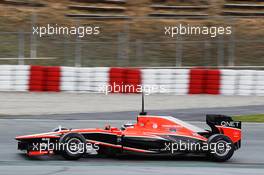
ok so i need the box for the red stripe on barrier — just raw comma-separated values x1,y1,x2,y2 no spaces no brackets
124,68,141,93
29,66,61,92
108,68,141,93
27,66,221,94
29,66,45,91
44,67,61,92
188,69,207,94
109,68,126,93
205,70,221,95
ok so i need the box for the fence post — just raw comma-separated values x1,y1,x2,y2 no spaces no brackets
63,36,67,66
75,37,82,67
217,35,224,67
117,24,130,66
124,24,130,65
117,32,126,66
204,40,211,66
30,13,37,59
175,35,183,67
18,30,25,65
228,28,235,66
136,39,143,65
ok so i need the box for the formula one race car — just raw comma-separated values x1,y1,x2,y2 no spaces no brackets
16,96,241,162
16,116,241,162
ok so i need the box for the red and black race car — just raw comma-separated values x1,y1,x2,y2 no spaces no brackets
16,114,241,162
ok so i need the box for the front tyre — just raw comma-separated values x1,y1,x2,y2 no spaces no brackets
59,133,86,160
207,134,235,162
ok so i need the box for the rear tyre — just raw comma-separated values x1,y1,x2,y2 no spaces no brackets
59,133,86,160
207,134,235,162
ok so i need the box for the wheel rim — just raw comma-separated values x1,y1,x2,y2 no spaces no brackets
214,140,230,157
66,138,84,155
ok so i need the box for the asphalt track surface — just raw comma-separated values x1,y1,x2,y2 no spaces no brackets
0,107,264,175
2,105,264,121
2,93,264,115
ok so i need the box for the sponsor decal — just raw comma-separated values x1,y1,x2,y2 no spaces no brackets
220,121,240,128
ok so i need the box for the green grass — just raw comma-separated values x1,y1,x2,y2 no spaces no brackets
233,114,264,123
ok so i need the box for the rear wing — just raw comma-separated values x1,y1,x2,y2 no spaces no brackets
206,114,241,132
206,114,241,149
